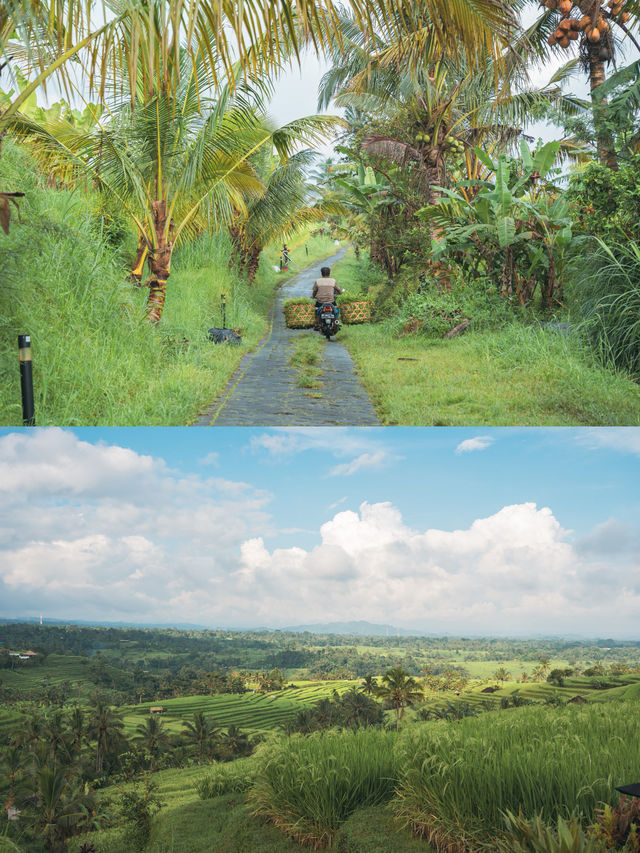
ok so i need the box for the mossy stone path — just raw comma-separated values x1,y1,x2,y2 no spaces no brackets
194,249,380,426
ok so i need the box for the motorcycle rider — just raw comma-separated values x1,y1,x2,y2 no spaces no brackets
312,266,342,329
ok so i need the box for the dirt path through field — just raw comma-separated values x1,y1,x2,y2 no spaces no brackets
193,248,380,426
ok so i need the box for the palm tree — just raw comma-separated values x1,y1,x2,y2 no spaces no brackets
182,711,218,764
67,706,85,758
27,766,86,852
4,742,24,813
229,148,340,283
135,715,169,772
340,687,383,728
86,699,125,774
219,724,252,759
1,0,515,144
360,675,378,696
377,666,424,730
522,0,640,167
494,667,511,684
317,9,582,269
13,46,339,323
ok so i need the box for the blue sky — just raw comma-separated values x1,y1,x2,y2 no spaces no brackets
0,427,638,636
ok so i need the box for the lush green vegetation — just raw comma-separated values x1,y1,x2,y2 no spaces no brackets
1,0,640,424
2,622,640,851
0,139,338,425
326,249,640,426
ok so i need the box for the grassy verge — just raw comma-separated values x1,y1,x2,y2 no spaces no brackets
0,142,339,425
330,254,640,425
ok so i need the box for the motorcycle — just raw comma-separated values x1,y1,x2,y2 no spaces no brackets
316,302,340,339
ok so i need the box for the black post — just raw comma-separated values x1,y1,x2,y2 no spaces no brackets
221,293,226,329
18,334,35,425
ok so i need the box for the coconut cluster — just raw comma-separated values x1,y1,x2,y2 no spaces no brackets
544,0,630,49
415,133,464,155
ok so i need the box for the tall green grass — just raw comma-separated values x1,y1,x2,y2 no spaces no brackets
249,729,399,847
572,240,640,377
394,700,640,850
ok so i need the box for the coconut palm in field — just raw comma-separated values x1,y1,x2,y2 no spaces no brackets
360,674,378,696
377,666,424,729
319,9,583,202
27,766,87,852
229,148,343,283
182,711,219,764
135,714,170,771
86,699,124,774
494,667,512,684
12,46,339,323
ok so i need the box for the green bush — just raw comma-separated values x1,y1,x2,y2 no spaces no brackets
391,278,513,337
568,155,640,245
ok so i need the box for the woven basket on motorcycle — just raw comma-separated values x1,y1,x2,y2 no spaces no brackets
283,301,316,328
340,300,371,324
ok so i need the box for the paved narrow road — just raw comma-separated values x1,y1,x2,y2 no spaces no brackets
193,249,380,426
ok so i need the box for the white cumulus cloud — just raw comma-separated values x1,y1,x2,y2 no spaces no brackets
455,435,495,454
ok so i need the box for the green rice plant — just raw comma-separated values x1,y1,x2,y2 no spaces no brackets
572,240,640,376
394,701,640,851
196,758,256,799
248,729,399,847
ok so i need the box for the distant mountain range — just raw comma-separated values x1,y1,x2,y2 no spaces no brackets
282,620,422,637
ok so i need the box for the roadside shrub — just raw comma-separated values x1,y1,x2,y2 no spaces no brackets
391,278,513,338
568,155,640,245
248,729,399,848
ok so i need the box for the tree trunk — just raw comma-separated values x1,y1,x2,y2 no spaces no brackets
145,200,173,325
586,41,617,169
228,222,245,270
246,245,262,284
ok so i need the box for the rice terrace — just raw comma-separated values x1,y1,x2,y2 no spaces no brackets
1,621,640,852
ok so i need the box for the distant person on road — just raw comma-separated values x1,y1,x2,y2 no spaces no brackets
280,244,291,271
312,266,342,328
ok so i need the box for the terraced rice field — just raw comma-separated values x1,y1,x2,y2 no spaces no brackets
0,653,91,688
122,680,360,734
415,673,640,714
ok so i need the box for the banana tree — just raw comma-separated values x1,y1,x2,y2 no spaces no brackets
329,159,413,275
418,140,576,308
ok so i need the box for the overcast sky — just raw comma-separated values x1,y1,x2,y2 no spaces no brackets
1,427,638,638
